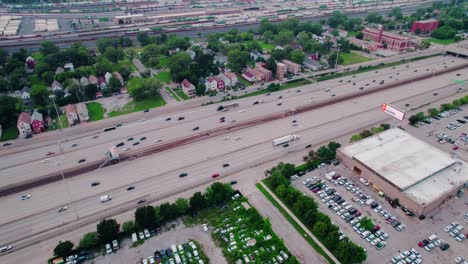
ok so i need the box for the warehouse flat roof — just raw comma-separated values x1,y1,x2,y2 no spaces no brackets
343,129,456,191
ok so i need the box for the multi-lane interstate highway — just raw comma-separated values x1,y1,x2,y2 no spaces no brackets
0,55,467,261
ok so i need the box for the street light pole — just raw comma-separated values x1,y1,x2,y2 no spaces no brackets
335,44,341,70
49,95,79,219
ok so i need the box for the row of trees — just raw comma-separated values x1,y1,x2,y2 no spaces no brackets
266,161,367,264
350,123,391,142
409,95,468,125
53,182,234,258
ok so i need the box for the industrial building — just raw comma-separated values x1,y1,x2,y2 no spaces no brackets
362,25,410,52
338,129,468,217
411,19,439,34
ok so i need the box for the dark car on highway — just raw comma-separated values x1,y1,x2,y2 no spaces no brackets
192,127,199,131
133,142,140,146
127,186,135,191
165,117,171,121
127,137,134,141
78,159,86,163
91,182,100,187
178,117,185,120
230,180,238,185
116,142,124,147
179,173,188,178
137,199,146,204
223,163,230,167
143,109,150,113
140,137,146,141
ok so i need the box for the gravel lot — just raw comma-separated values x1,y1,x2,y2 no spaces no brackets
91,223,226,264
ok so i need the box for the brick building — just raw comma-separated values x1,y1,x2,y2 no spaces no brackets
276,61,287,80
281,59,301,75
362,25,410,52
411,19,439,34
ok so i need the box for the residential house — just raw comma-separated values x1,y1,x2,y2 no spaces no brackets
120,87,128,94
224,72,238,87
205,77,218,91
276,61,287,80
186,49,196,60
255,62,272,82
242,70,256,83
205,76,224,92
88,75,98,85
65,104,79,126
113,72,124,85
104,72,113,84
31,110,44,134
98,77,107,90
249,68,265,83
80,76,90,87
21,86,31,101
213,54,227,65
0,124,2,139
250,50,263,61
17,112,32,138
181,79,196,97
76,103,89,122
281,59,301,75
216,73,232,88
51,80,63,92
303,57,322,71
55,67,64,75
25,56,36,73
168,48,180,56
64,63,74,72
95,92,103,99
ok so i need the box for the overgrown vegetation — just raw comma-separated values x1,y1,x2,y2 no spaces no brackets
350,123,390,142
86,102,105,121
408,95,468,125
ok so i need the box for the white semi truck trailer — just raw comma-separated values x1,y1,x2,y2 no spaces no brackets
272,135,300,146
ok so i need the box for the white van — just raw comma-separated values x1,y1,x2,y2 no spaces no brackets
171,244,177,253
361,231,371,238
428,234,438,242
100,195,112,202
131,233,138,243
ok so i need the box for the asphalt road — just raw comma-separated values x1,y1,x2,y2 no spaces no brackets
0,56,463,189
0,56,466,254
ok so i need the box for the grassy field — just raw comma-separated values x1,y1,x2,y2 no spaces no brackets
108,95,166,117
258,41,276,52
157,56,170,68
165,87,181,102
257,183,336,264
86,102,105,121
47,114,69,131
155,71,171,83
426,38,457,45
0,126,18,141
237,75,253,87
174,88,190,100
340,52,374,66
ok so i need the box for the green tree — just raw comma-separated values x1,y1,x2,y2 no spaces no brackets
267,83,280,92
96,219,120,243
327,52,343,68
275,30,294,46
122,221,135,235
408,115,419,125
137,32,152,46
35,62,51,77
313,221,329,239
303,209,318,227
327,11,346,28
0,96,22,127
128,77,162,101
96,38,115,54
359,217,374,231
269,171,290,189
104,46,123,63
262,30,274,42
40,41,60,56
205,182,234,206
168,52,193,82
360,129,373,138
30,86,50,107
431,26,456,40
174,198,189,216
95,60,113,76
0,79,10,93
427,108,439,117
54,240,74,258
79,232,99,250
141,44,163,67
391,7,403,20
380,123,391,130
41,71,55,85
355,31,364,40
108,76,121,93
84,84,98,101
365,13,383,23
227,49,250,73
135,205,157,229
195,84,206,96
324,231,340,251
189,192,207,212
290,50,306,65
0,48,8,66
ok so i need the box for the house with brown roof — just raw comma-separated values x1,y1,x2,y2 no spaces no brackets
249,68,265,82
216,73,232,88
181,79,196,97
17,112,32,138
242,70,256,83
65,104,79,126
225,72,238,86
76,103,89,122
120,87,128,94
88,75,98,85
113,72,124,85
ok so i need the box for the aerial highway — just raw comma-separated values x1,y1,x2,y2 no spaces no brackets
0,55,466,257
0,56,464,191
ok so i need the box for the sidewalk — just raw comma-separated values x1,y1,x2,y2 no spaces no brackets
258,181,341,264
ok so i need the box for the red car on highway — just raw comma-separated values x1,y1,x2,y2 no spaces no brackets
211,173,220,178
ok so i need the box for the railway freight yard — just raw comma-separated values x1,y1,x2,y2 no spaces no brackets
0,48,467,264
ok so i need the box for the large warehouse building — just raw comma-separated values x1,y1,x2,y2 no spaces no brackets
337,128,468,217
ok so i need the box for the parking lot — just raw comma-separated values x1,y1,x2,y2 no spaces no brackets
406,105,468,163
292,163,467,264
91,224,224,264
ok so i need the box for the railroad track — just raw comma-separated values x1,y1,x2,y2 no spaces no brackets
0,61,466,197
